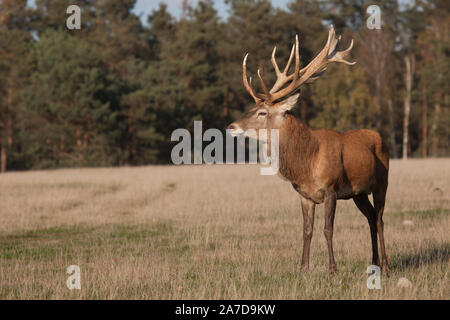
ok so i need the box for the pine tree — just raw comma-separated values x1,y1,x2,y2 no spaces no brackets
24,30,117,168
416,0,449,157
310,65,378,131
146,0,225,162
0,0,34,172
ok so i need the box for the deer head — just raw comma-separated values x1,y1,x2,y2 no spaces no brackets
227,25,355,138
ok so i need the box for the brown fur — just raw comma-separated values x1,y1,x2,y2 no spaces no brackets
228,112,390,274
279,119,389,203
282,116,390,274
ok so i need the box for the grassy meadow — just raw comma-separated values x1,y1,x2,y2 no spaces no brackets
0,159,448,299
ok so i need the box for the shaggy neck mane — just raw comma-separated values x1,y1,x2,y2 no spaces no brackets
278,114,318,182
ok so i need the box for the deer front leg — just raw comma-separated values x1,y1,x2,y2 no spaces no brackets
300,197,316,271
323,190,337,274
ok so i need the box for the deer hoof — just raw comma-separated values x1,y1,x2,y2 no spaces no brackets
382,265,391,277
329,266,338,275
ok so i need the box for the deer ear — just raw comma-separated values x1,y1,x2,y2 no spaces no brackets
275,93,300,113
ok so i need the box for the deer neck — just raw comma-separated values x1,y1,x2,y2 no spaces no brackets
277,114,318,183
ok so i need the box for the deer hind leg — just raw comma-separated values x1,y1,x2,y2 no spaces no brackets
300,197,315,271
373,187,391,275
323,191,337,274
353,194,379,266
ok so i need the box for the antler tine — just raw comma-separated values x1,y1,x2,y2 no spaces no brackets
257,69,271,99
270,34,300,102
283,43,296,74
253,40,297,101
242,53,261,103
241,26,355,104
270,41,297,94
326,25,338,55
329,39,356,65
294,25,356,89
297,26,335,82
271,47,281,76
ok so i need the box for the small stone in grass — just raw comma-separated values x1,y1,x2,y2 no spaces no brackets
397,277,413,288
432,187,443,196
403,220,414,226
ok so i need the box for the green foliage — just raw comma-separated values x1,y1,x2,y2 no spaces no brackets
24,29,118,168
0,0,448,171
310,66,378,131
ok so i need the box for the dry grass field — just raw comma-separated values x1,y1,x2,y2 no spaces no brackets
0,159,448,299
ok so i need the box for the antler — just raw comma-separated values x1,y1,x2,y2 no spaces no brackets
268,34,300,102
293,25,355,90
242,25,355,104
242,54,261,103
242,35,300,103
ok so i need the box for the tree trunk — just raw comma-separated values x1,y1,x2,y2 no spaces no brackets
421,86,428,158
76,128,82,147
375,74,382,132
1,86,14,173
402,55,414,160
387,98,398,158
431,103,441,157
83,132,88,148
1,144,6,173
60,131,65,153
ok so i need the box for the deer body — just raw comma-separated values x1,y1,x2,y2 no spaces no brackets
227,26,390,274
278,116,388,204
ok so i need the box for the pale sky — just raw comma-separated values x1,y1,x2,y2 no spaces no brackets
27,0,291,22
28,0,413,23
133,0,291,21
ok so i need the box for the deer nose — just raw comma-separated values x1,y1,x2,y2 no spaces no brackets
227,123,238,131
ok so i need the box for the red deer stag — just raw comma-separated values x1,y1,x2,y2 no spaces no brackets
227,26,390,275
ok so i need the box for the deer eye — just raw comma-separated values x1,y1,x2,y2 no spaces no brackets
257,111,267,117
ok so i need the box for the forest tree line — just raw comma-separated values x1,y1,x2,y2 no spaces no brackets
0,0,448,172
